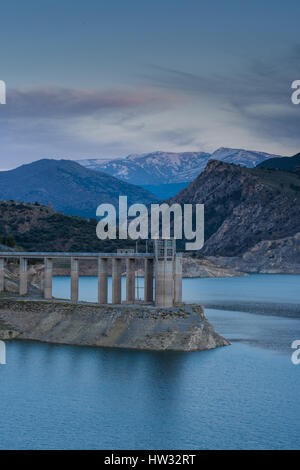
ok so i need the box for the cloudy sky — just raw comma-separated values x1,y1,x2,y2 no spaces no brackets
0,0,300,169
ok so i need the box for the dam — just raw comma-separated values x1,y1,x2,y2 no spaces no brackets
0,240,229,352
0,239,183,308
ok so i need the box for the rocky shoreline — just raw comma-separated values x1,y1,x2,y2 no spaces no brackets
0,298,230,352
208,233,300,274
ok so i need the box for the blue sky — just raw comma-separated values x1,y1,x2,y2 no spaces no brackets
0,0,300,168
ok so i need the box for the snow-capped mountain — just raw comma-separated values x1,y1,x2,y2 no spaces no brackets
209,147,282,168
76,157,112,170
78,151,210,185
77,148,283,185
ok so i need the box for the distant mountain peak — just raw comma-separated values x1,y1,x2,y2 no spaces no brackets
209,147,282,169
77,150,210,185
77,147,282,185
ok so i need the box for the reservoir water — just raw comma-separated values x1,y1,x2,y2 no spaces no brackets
0,274,299,449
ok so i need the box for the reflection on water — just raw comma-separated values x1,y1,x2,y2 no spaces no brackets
0,274,299,450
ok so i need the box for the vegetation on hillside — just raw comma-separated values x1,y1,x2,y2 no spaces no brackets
0,201,136,252
257,152,300,172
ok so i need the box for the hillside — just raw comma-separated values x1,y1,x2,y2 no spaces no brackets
0,200,244,278
169,160,300,257
257,152,300,172
0,201,136,252
0,159,157,218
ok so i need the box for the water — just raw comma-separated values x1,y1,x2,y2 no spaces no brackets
0,274,300,449
52,273,300,308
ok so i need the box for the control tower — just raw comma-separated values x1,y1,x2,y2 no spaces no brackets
152,239,182,308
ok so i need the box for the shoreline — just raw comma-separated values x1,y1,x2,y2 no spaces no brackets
50,270,300,278
0,298,230,352
204,300,300,317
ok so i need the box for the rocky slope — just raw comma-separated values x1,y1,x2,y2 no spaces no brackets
181,256,245,278
0,263,42,294
0,299,229,351
209,232,300,274
170,160,300,258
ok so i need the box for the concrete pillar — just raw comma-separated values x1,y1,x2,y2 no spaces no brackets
71,257,79,302
44,257,53,299
98,257,108,304
174,255,182,304
155,259,174,308
0,258,4,293
144,258,154,303
19,257,28,296
40,273,44,292
126,258,135,303
112,258,121,304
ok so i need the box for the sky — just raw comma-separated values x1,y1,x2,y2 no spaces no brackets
0,0,300,169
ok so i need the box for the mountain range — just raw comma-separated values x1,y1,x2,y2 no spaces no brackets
0,153,299,273
78,151,210,187
0,159,157,218
77,147,282,187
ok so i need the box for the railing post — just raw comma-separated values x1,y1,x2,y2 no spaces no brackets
98,257,108,304
112,258,121,304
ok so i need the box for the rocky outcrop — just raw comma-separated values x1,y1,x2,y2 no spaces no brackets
181,255,245,277
170,160,300,257
2,264,42,294
0,319,19,340
0,298,229,351
208,232,300,274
